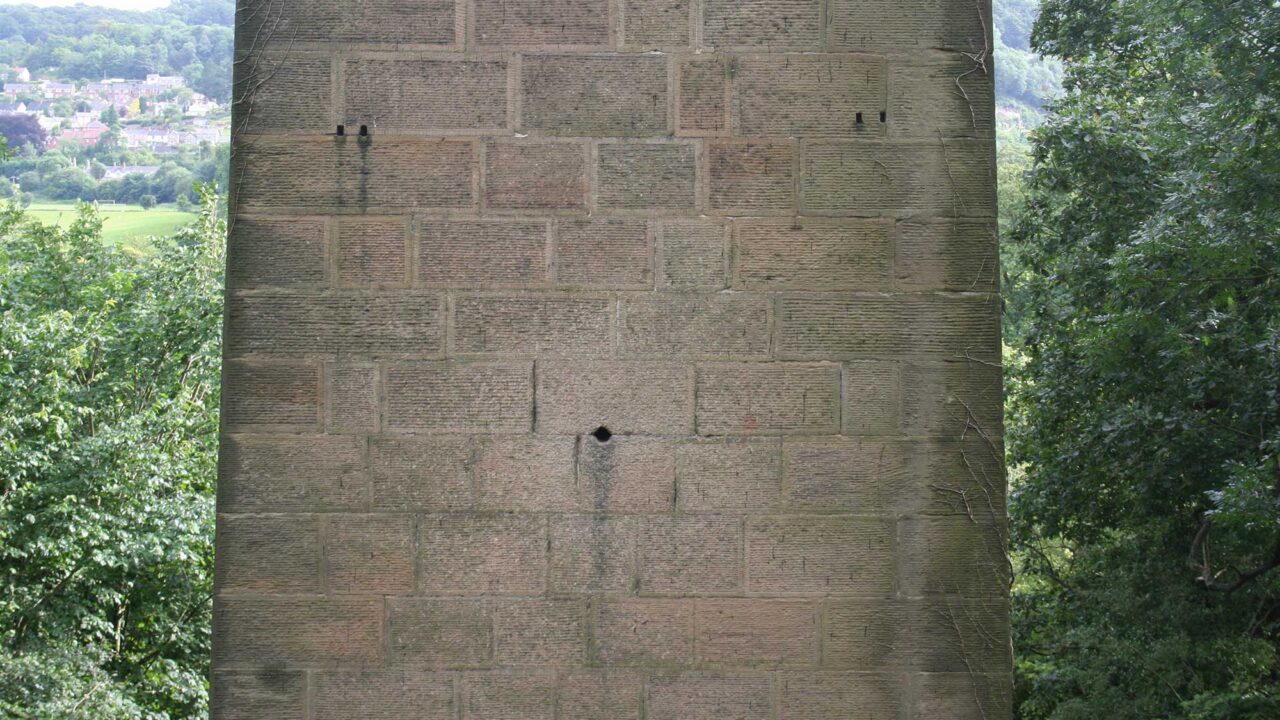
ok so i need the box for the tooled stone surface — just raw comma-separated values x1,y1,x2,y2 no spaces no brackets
215,1,1008,718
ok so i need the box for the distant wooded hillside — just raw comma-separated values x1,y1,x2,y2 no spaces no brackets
0,0,234,102
994,0,1063,108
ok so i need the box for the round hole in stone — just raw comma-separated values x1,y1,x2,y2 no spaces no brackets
591,426,612,442
359,125,369,136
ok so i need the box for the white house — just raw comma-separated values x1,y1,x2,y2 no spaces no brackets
43,82,75,98
102,164,161,180
185,97,219,117
3,82,40,96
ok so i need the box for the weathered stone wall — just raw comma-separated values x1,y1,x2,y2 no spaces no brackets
213,1,1009,717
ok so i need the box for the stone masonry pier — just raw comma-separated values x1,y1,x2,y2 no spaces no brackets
212,1,1010,717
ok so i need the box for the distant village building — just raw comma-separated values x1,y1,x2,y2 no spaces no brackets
122,125,182,149
86,75,188,107
184,126,226,144
2,70,227,157
43,82,75,98
50,122,108,149
185,96,218,117
102,164,160,180
144,74,184,90
85,81,144,107
2,82,40,96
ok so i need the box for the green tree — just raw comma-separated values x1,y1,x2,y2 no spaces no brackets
100,104,120,128
996,108,1040,340
149,162,194,203
192,141,228,194
15,171,41,195
0,187,224,717
1008,1,1280,718
41,166,96,201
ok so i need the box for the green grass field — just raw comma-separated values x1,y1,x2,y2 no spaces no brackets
22,202,197,253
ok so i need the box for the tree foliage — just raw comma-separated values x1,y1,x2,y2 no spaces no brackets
0,113,47,154
993,0,1065,108
1009,1,1280,717
1,141,222,206
0,188,224,717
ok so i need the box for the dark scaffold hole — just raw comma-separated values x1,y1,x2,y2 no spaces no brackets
359,125,369,136
855,112,864,124
879,111,887,123
335,124,345,136
591,426,612,442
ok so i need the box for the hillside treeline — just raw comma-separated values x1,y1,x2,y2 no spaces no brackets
0,0,233,102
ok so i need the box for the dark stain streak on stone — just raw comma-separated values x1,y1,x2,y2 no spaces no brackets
356,133,371,209
582,431,615,590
